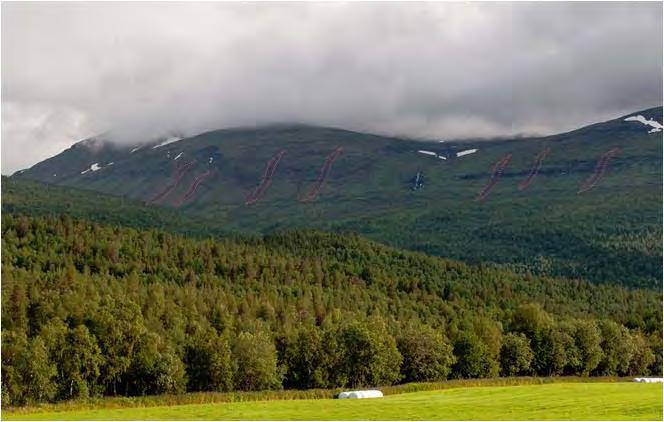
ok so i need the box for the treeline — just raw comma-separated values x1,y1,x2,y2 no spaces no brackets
1,215,661,406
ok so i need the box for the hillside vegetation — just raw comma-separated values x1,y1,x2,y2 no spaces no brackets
11,107,663,288
1,214,661,406
1,178,228,238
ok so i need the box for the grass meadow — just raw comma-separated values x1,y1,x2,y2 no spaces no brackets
3,380,661,421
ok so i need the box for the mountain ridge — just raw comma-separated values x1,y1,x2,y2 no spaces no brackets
12,105,662,178
8,106,663,288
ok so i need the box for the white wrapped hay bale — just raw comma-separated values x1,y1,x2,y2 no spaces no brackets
633,377,663,383
361,390,383,398
338,390,383,399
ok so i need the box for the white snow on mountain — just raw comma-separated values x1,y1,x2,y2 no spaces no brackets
81,162,102,174
152,136,183,149
456,149,478,157
624,115,663,133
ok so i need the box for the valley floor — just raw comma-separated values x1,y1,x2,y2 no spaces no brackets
4,382,662,421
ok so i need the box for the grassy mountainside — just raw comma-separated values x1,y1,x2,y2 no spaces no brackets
8,107,663,287
1,177,228,238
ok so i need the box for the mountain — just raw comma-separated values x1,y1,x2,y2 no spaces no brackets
9,107,663,287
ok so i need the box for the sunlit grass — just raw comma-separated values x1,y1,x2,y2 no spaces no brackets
4,382,661,421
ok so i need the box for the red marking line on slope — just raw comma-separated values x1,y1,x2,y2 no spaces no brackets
149,160,197,204
577,147,620,194
245,150,287,206
301,147,343,203
176,169,214,207
518,147,551,191
476,154,512,202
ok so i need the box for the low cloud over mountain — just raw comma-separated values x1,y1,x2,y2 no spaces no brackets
2,2,662,173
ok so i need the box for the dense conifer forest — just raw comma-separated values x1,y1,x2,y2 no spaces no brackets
1,214,661,406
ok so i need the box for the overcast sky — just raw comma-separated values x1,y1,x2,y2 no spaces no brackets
2,1,662,174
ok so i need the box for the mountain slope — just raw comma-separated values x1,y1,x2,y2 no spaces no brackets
1,177,230,238
10,107,663,287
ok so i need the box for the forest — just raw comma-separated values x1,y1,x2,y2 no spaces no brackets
1,214,661,406
4,176,662,290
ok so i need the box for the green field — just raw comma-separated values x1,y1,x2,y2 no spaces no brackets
4,382,662,421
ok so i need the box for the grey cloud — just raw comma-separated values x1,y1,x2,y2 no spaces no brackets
2,2,662,174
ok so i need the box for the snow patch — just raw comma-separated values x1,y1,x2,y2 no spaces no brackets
174,152,183,161
152,136,183,149
209,157,214,163
624,115,663,132
81,163,101,174
130,146,142,154
107,162,114,166
456,149,478,157
419,149,448,161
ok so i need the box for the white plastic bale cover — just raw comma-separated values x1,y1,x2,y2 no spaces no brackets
341,389,384,399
